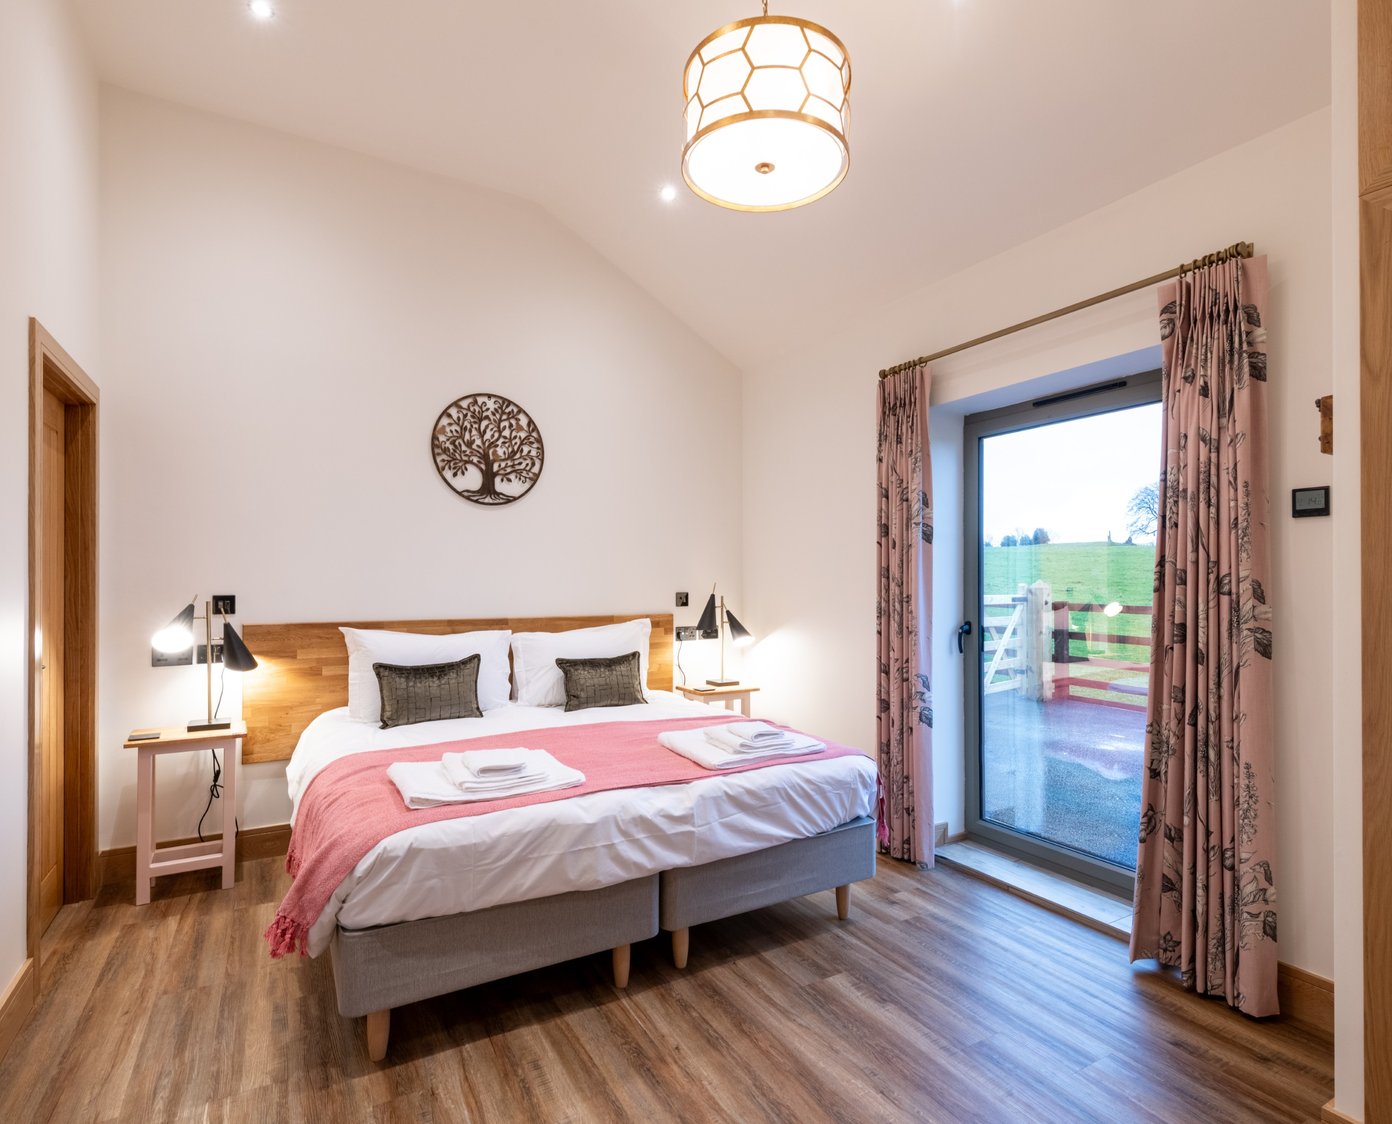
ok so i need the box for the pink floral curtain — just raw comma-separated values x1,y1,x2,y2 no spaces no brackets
1130,255,1278,1016
876,364,933,865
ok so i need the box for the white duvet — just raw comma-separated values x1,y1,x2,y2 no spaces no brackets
286,692,878,956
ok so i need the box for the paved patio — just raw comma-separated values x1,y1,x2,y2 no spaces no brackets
981,691,1144,869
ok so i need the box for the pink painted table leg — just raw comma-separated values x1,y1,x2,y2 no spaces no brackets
135,747,155,906
220,738,237,890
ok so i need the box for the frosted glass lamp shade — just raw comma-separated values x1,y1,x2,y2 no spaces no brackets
682,15,851,212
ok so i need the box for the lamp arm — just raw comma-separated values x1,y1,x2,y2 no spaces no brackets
205,599,215,726
719,596,727,682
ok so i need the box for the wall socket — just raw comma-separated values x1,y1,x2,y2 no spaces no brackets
151,647,193,668
197,641,224,665
211,594,236,615
675,626,719,641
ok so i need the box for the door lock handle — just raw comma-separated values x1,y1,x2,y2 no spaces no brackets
957,621,973,654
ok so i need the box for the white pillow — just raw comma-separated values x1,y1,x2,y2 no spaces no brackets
340,627,512,723
511,619,652,708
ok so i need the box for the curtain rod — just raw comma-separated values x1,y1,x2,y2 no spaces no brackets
877,241,1254,380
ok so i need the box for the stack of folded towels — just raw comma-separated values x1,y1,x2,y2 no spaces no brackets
388,748,584,810
658,721,825,770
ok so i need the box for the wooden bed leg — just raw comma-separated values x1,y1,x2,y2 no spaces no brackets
366,1009,390,1062
836,884,850,921
671,927,690,970
612,944,631,989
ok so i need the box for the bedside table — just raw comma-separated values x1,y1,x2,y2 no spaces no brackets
675,684,759,717
124,722,245,905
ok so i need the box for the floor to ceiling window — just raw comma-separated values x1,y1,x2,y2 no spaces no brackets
963,373,1160,891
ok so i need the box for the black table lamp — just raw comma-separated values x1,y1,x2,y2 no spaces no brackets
697,585,755,687
152,597,259,731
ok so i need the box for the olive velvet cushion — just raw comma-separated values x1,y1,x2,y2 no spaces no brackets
554,651,646,712
372,654,483,728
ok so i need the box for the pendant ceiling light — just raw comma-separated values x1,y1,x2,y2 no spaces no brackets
682,2,851,212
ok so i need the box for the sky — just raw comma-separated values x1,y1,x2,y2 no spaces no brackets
981,402,1162,544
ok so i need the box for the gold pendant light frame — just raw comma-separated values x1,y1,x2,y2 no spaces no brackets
681,13,852,213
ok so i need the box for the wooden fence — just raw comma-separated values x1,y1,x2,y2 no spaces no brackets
1049,600,1151,712
979,583,1151,712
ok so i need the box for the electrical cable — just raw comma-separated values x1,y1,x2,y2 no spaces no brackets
197,747,222,842
198,649,238,842
676,634,686,686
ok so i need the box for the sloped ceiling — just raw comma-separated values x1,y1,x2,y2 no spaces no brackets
72,0,1330,371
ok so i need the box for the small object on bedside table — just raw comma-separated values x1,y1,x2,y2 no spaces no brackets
124,722,246,905
675,683,759,717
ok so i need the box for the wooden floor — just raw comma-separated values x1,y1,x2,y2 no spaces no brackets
0,855,1332,1123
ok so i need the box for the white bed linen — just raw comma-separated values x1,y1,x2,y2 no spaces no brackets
286,692,877,956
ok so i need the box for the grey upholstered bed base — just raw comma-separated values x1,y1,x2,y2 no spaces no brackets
660,815,875,930
330,873,659,1018
332,816,875,1060
659,815,875,967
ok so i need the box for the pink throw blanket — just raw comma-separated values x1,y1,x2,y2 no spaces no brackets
265,715,870,958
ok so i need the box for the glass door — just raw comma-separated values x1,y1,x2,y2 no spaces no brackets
963,374,1161,891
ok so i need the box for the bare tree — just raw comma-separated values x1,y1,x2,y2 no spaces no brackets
433,394,544,505
1127,484,1159,539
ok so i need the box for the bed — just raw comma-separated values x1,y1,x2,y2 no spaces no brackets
244,614,877,1060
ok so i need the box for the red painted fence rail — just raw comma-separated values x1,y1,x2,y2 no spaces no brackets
1050,600,1151,713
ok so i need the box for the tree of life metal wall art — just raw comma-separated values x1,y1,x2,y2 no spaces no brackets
431,393,544,506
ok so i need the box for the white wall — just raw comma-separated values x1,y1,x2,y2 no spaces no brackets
0,1,99,984
98,89,744,848
743,109,1337,978
1329,0,1363,1115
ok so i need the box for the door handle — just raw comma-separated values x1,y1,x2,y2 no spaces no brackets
957,621,972,654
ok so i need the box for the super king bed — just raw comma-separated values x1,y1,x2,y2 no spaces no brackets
243,613,877,1060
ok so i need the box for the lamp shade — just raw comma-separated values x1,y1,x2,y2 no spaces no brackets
725,609,754,646
682,13,851,212
221,621,259,673
152,601,196,654
696,593,719,635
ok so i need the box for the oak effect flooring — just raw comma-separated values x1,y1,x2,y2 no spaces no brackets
0,855,1332,1123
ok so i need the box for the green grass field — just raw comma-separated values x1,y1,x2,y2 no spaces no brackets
982,541,1153,609
982,541,1155,680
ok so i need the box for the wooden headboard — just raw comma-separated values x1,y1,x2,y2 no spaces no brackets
240,614,674,764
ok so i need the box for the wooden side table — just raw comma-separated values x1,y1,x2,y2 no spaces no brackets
123,722,245,905
675,684,759,717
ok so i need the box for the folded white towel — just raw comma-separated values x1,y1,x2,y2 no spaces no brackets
659,729,825,770
452,769,553,794
705,727,793,755
388,754,585,809
720,721,787,744
443,748,543,785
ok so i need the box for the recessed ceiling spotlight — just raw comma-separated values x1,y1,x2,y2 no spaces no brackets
660,185,678,203
249,0,275,21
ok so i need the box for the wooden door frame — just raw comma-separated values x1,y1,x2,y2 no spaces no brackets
26,318,99,985
1361,0,1392,1116
1360,186,1392,1124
